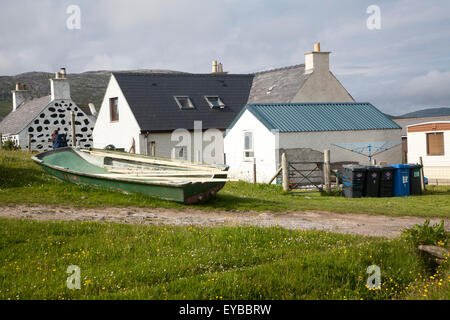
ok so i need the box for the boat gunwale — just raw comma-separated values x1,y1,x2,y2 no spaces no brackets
31,147,228,188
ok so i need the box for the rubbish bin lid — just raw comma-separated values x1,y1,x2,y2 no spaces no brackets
375,165,394,170
391,164,411,169
342,165,367,171
407,163,423,169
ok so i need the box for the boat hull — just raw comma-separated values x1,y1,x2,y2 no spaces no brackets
32,147,228,204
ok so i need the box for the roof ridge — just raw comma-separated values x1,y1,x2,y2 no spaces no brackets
248,102,371,106
252,64,305,75
113,72,254,77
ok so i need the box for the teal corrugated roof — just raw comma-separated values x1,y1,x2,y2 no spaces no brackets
227,102,401,133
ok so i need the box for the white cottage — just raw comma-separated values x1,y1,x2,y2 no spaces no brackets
407,121,450,184
0,68,95,151
224,103,402,183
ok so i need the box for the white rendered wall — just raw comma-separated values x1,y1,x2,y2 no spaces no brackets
139,130,225,165
293,71,354,102
224,110,277,183
93,75,142,153
407,130,450,180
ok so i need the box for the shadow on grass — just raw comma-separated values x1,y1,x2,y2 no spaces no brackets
194,193,282,211
0,166,49,188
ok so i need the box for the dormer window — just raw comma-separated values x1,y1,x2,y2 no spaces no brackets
174,96,195,109
205,96,225,109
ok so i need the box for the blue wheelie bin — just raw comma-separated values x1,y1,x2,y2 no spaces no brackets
392,164,410,197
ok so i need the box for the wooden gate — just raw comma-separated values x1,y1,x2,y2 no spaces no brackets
288,161,324,191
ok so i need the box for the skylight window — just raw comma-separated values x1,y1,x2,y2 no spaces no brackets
174,96,195,109
204,96,225,109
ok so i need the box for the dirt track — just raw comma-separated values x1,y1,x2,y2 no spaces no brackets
1,205,449,238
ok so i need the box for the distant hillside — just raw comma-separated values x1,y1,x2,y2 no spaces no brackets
397,107,450,118
0,69,184,121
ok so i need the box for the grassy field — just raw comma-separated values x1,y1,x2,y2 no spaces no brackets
0,218,448,300
1,150,450,217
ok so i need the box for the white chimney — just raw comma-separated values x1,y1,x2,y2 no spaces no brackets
88,103,97,117
12,82,32,111
50,67,70,100
211,60,218,73
304,42,330,74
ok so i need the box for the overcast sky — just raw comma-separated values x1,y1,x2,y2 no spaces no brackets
0,0,449,115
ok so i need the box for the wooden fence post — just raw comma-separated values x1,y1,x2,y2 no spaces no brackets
253,158,257,184
28,134,32,153
419,156,426,191
268,167,282,185
0,133,2,151
324,149,331,193
70,111,76,147
282,152,289,191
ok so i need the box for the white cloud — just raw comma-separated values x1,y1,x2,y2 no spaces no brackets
401,70,450,102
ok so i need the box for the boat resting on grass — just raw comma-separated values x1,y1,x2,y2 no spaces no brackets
31,147,230,204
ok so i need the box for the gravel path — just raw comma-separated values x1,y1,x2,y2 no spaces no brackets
0,205,449,238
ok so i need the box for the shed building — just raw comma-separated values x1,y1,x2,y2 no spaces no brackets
224,102,402,183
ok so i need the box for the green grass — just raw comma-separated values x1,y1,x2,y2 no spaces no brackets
0,218,448,300
1,150,450,217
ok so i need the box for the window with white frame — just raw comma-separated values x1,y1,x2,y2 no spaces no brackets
174,146,187,160
243,131,254,159
204,96,225,109
174,96,195,109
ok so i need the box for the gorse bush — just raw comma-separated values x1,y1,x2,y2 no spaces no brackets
402,220,447,247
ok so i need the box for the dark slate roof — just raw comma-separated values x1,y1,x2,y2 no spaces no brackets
247,65,310,103
113,72,254,131
227,102,401,133
393,116,450,136
0,95,51,135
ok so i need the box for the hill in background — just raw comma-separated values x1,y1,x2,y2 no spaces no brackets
396,107,450,118
0,69,184,121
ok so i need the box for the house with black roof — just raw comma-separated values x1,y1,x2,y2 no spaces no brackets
92,43,355,163
0,69,96,151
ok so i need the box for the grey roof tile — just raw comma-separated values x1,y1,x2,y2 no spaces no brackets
113,72,254,131
247,65,309,103
0,95,51,135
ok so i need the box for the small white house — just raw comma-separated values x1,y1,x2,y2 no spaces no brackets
224,103,402,183
407,121,450,183
0,68,95,151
